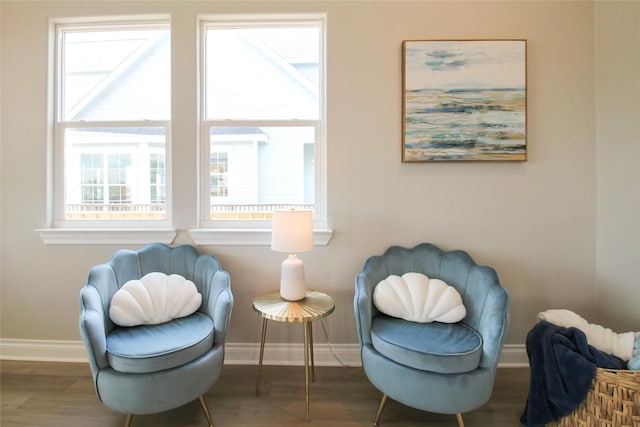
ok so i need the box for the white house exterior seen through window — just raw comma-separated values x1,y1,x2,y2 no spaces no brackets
201,20,325,227
54,22,170,224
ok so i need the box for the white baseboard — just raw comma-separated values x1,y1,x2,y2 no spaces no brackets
0,338,88,362
0,338,529,368
223,342,363,366
498,344,530,367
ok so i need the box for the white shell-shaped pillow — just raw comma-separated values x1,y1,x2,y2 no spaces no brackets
109,272,202,327
373,272,466,323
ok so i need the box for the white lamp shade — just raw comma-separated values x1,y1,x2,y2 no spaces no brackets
271,210,313,253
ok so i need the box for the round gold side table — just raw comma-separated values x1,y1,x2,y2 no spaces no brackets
252,290,335,422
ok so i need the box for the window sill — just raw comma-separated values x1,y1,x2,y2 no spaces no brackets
36,228,177,245
189,228,333,246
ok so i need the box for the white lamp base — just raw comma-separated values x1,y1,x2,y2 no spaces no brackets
279,254,307,301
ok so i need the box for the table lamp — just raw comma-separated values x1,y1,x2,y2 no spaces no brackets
271,209,314,301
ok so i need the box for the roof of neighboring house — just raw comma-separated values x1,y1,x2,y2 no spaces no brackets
67,28,319,123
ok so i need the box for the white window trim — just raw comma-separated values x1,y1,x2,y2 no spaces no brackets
38,14,333,246
37,228,177,245
39,17,176,244
192,15,332,245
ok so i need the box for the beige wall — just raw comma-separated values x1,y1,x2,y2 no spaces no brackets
1,1,638,352
595,1,640,332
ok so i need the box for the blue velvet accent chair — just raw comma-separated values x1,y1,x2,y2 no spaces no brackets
354,243,509,427
79,243,233,427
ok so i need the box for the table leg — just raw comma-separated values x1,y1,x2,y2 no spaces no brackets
308,321,315,382
256,318,268,396
303,320,310,422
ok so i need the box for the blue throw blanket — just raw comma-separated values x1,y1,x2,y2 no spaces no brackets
520,321,625,426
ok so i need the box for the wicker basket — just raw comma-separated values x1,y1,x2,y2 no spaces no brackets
547,368,640,427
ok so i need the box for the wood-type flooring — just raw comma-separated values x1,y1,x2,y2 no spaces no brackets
1,361,530,427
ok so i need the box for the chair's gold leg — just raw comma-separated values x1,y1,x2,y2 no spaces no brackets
199,395,214,427
455,412,464,427
124,414,133,427
373,394,389,426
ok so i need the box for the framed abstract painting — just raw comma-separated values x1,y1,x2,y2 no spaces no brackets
402,39,527,162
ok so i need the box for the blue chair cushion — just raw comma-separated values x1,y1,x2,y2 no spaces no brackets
106,312,214,374
371,315,482,374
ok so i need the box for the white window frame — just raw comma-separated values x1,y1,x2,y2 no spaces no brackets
39,16,175,244
191,15,332,246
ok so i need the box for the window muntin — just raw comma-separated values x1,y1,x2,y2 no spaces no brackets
201,19,324,226
54,22,170,224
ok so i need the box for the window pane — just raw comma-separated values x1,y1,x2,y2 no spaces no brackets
150,154,166,203
210,152,229,198
80,153,103,203
107,153,132,203
205,26,319,120
64,128,166,219
209,126,314,220
61,28,170,121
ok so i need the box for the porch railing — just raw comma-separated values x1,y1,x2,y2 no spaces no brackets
65,203,166,219
64,203,313,220
210,203,314,219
